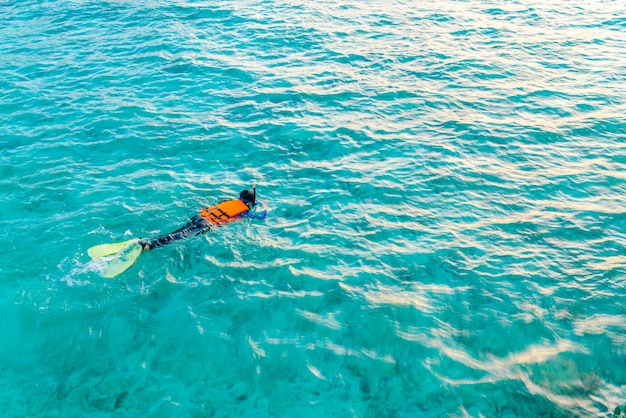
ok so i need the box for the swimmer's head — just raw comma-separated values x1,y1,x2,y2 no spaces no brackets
240,189,256,206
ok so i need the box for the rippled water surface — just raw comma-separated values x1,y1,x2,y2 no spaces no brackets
1,0,625,416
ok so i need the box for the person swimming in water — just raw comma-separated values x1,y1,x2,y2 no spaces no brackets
86,187,267,278
141,188,267,251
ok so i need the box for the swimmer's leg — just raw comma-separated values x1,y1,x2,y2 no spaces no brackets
142,216,211,251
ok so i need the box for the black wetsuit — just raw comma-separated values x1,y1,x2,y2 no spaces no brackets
143,215,211,250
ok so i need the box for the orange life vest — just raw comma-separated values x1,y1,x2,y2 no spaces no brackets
199,199,250,225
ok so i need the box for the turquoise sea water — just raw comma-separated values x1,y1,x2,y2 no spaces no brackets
1,0,625,416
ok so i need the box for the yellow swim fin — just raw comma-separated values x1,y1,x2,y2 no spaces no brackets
88,239,139,258
87,239,143,278
100,241,143,278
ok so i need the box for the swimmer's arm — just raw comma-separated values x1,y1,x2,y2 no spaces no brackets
240,210,267,220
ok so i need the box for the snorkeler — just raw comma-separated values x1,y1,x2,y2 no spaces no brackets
141,189,267,251
87,187,267,278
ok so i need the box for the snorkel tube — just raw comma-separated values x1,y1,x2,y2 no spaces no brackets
253,184,257,207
